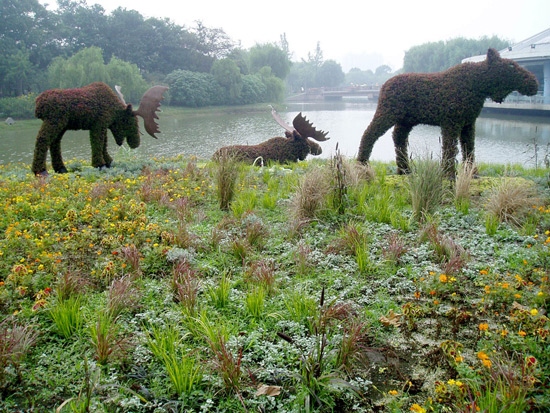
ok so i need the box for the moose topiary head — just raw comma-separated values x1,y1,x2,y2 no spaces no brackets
483,48,539,103
32,82,168,176
357,48,539,178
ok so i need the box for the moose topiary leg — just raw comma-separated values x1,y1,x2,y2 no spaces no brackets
441,126,460,179
89,127,107,168
357,115,395,163
393,123,413,174
459,123,476,166
100,129,113,167
32,122,64,175
50,128,68,173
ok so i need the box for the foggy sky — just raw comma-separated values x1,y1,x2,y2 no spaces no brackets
85,0,549,71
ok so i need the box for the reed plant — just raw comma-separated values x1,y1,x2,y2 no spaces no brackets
88,311,129,365
245,286,266,319
454,162,476,214
215,152,241,211
145,323,201,396
408,155,446,222
207,272,232,308
49,296,83,338
0,318,38,381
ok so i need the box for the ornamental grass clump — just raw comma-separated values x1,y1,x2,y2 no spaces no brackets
0,318,38,382
408,155,446,222
49,296,84,338
484,178,539,226
454,162,476,213
290,166,330,221
215,152,241,211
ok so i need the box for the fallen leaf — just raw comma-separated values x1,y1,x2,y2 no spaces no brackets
380,310,402,327
255,384,281,397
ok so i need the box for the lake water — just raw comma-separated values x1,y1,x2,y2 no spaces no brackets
2,101,550,168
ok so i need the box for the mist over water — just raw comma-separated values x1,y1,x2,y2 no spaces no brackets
2,101,549,168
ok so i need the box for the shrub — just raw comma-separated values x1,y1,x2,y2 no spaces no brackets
0,94,36,119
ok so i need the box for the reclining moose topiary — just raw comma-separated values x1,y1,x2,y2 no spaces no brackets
357,48,539,177
32,82,168,175
213,108,329,164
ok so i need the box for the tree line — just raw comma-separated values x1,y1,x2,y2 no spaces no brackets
1,0,510,116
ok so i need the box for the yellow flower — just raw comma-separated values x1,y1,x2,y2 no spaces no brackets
410,404,426,413
531,309,539,316
479,269,488,275
389,390,398,395
477,351,489,360
482,359,492,368
439,274,448,283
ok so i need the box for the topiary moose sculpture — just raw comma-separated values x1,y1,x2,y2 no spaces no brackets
357,48,539,177
213,108,329,164
32,82,168,175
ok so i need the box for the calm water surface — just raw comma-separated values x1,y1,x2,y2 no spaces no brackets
2,101,550,167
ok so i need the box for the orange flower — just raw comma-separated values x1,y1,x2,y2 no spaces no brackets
518,331,527,337
479,323,489,331
439,274,448,283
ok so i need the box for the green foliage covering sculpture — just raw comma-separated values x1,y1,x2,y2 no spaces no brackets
213,108,329,164
31,82,168,175
357,49,539,177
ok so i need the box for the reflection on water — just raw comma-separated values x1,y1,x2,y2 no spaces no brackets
1,101,550,167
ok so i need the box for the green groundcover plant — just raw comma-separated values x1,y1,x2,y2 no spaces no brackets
0,154,549,412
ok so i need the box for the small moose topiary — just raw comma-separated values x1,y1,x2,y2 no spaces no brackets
213,108,329,164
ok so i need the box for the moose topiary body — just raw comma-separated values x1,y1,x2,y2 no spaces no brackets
213,109,329,164
32,82,168,175
357,49,539,177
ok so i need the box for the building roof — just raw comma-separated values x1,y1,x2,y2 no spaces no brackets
463,28,550,63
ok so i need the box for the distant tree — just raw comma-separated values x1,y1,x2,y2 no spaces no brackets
238,74,268,105
307,42,324,68
226,48,250,75
211,58,243,103
48,47,109,89
256,67,285,102
375,65,392,76
106,56,148,103
316,60,345,87
47,46,148,102
403,36,509,73
0,0,52,95
279,33,293,61
191,21,235,59
249,44,291,79
165,70,222,107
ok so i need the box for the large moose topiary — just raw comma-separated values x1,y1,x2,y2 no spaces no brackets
213,108,329,164
357,49,539,177
32,82,168,175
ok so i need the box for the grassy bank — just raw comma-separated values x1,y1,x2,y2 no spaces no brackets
0,154,549,412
